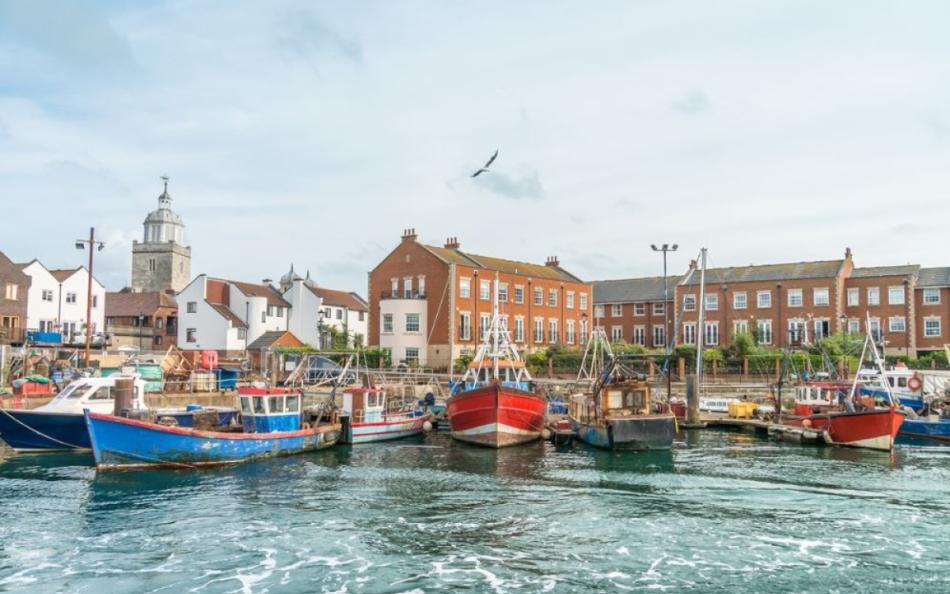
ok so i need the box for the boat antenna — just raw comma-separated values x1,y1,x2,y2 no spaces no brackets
493,272,500,381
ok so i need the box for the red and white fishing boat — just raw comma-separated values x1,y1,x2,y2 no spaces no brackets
779,324,904,451
446,277,546,448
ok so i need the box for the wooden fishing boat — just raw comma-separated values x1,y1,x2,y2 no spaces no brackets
339,387,433,444
569,328,676,451
84,387,340,469
446,277,546,448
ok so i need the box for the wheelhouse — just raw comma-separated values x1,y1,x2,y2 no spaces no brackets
238,388,301,433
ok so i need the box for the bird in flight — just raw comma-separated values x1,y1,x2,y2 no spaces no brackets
471,149,499,178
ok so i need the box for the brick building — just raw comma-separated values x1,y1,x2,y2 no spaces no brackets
105,291,179,351
368,230,593,369
593,249,950,357
0,250,30,344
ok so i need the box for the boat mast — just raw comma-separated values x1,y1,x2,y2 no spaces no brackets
493,273,500,381
694,248,707,401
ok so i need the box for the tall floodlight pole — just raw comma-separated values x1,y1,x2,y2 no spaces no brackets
651,243,678,400
75,227,105,369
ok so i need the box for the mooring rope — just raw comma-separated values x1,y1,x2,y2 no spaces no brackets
0,407,86,450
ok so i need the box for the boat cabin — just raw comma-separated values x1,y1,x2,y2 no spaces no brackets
342,387,387,423
42,375,145,414
571,379,653,423
856,366,921,393
457,359,532,393
237,388,301,433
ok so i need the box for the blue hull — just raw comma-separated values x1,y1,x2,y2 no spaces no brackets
898,418,950,444
0,409,239,452
0,410,91,450
85,411,341,469
571,416,676,451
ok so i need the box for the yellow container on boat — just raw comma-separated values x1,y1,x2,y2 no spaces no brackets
728,401,757,419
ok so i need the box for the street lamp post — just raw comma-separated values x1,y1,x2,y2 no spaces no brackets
651,243,678,401
75,227,105,369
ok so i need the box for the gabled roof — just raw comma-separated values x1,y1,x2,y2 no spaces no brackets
849,265,919,279
106,291,177,317
208,302,246,328
593,276,683,304
49,268,80,282
247,330,302,350
308,286,368,311
918,267,950,288
228,280,291,308
421,245,583,283
680,260,844,286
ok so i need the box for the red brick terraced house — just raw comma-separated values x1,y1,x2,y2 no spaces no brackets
0,249,30,344
594,249,950,358
368,229,593,369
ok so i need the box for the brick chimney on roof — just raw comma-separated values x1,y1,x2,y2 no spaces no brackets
845,247,853,260
401,228,418,242
545,256,560,268
689,259,697,270
444,236,460,249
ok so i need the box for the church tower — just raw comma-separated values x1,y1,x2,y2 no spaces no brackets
131,177,192,293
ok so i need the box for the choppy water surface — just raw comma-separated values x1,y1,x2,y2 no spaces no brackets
0,430,948,593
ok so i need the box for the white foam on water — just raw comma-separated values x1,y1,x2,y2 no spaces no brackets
616,546,630,556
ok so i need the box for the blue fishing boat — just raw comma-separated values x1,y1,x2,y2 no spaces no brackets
0,375,237,452
84,388,340,469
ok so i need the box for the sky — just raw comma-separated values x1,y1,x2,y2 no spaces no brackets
1,1,949,293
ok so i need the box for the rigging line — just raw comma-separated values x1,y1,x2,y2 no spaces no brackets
426,272,451,345
0,407,86,450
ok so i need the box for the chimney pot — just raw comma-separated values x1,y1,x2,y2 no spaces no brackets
545,256,560,267
444,236,460,249
402,228,418,242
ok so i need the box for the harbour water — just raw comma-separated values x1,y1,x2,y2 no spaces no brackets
1,430,948,593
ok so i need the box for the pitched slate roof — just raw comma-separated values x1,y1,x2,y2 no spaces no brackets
106,291,177,317
422,245,583,283
918,267,950,287
680,260,844,286
308,286,368,311
593,276,683,304
849,265,919,278
229,280,291,308
208,302,246,328
247,330,298,350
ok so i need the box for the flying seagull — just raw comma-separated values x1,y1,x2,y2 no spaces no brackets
471,149,499,178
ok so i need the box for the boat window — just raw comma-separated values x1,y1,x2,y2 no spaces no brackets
67,384,94,399
89,386,114,400
897,377,907,388
268,396,284,413
367,393,378,408
888,377,895,387
253,397,266,414
240,396,253,414
286,394,300,413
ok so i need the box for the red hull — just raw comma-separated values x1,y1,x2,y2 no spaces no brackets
446,383,546,448
785,408,905,451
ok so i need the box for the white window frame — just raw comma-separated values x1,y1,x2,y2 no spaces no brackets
548,289,557,308
888,285,905,305
683,294,696,312
566,291,575,309
405,313,420,333
705,294,718,311
634,303,646,316
632,325,645,345
847,287,859,307
847,318,860,334
888,316,906,333
459,312,471,340
611,304,622,317
653,302,665,315
757,319,773,345
923,288,941,305
611,325,623,342
480,280,490,301
787,289,803,308
566,319,575,343
732,292,747,310
382,313,393,334
459,278,471,299
733,320,748,336
813,287,830,307
683,322,696,345
867,287,880,306
479,313,490,338
757,290,771,309
534,287,543,306
652,325,666,347
548,319,558,343
514,316,525,342
924,317,941,337
514,285,525,304
704,321,719,346
579,293,588,311
534,318,544,342
498,283,509,303
593,304,605,319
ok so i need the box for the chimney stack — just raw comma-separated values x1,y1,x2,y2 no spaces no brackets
444,236,460,249
845,247,852,259
689,259,697,270
545,256,560,268
401,228,418,242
